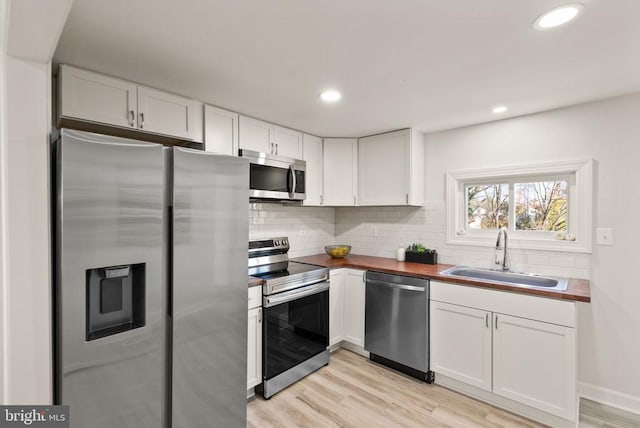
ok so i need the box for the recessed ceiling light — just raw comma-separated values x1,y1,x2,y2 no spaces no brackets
320,89,341,103
492,105,508,114
534,4,583,30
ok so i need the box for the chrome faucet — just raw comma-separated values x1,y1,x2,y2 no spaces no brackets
495,227,509,271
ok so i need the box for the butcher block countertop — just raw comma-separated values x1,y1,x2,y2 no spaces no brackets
248,276,264,288
292,254,590,303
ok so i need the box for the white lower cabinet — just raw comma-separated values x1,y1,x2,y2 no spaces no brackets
493,313,576,418
430,280,577,423
329,269,344,346
247,287,262,390
329,268,365,348
430,301,492,391
342,269,366,347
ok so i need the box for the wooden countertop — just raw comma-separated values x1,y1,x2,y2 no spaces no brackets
293,254,591,303
248,276,264,288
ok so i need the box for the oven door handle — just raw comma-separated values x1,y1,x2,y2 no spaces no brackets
264,281,329,307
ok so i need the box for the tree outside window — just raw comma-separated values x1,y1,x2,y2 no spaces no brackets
466,180,568,232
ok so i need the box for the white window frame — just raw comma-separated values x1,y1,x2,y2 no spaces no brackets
446,159,593,253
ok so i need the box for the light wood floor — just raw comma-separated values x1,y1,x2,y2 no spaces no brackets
247,349,544,428
579,398,640,428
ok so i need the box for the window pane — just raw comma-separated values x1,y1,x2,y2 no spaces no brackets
514,181,567,231
466,184,509,229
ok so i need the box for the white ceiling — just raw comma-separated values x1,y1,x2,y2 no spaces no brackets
54,0,640,137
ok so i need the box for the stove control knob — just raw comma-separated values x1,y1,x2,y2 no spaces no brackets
275,240,280,246
283,239,288,245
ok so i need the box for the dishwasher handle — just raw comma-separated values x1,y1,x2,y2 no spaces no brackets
366,278,425,292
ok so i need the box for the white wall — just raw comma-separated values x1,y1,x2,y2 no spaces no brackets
336,93,640,412
249,203,334,258
0,0,8,405
0,0,72,405
2,56,52,404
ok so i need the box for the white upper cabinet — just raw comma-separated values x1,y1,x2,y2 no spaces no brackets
302,134,323,206
273,125,302,158
204,105,239,156
58,65,204,142
358,129,424,206
59,64,137,129
238,116,273,154
137,86,203,142
238,116,302,158
323,138,358,206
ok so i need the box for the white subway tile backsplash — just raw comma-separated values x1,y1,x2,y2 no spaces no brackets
247,203,589,279
334,205,591,280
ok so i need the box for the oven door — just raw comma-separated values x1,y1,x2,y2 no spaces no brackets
262,281,329,380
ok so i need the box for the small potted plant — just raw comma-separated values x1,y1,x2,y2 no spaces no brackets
405,243,438,264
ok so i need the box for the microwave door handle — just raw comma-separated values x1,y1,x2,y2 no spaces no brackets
288,165,296,198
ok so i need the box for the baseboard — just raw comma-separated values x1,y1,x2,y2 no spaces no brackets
337,341,369,358
579,382,640,416
437,374,576,428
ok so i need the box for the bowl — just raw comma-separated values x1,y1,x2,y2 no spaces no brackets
325,245,351,258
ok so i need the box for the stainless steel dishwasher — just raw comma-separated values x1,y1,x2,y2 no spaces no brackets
364,271,434,382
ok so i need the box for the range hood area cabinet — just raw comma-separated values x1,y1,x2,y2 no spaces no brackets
358,128,424,206
238,115,302,159
58,64,204,143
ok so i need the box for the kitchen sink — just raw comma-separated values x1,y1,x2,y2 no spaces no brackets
440,266,569,291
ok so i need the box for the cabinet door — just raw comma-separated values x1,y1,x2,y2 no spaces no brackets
493,313,576,420
137,86,203,142
358,130,409,206
302,134,323,206
329,269,344,346
342,269,365,347
247,307,263,389
273,125,302,158
238,116,273,154
430,301,493,391
204,105,238,156
323,138,358,206
59,64,137,129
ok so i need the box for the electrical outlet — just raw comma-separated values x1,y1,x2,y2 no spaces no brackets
596,227,613,246
370,226,378,237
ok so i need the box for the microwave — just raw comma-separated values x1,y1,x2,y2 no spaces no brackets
239,149,306,202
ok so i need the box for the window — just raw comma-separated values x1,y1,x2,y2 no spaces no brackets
446,160,593,253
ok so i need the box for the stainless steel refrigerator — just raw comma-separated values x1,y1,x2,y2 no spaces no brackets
53,129,249,427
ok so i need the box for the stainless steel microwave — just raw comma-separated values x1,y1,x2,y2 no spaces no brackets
239,149,306,202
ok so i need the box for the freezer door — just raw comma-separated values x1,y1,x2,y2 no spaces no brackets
171,148,249,427
54,129,165,427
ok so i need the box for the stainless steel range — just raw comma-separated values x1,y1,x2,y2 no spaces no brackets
249,237,330,399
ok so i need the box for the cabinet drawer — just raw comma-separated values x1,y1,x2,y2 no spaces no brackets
248,286,262,309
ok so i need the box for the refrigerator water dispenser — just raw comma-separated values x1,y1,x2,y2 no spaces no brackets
85,263,146,341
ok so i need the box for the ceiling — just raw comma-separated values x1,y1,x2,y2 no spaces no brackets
53,0,640,137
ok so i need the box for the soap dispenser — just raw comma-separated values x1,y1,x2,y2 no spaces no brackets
396,244,405,262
